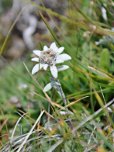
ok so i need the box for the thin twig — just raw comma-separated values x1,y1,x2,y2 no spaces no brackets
47,139,63,152
17,110,44,152
10,113,26,142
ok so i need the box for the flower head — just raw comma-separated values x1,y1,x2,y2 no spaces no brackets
31,42,71,78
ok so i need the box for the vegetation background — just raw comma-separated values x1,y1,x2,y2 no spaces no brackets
0,0,114,151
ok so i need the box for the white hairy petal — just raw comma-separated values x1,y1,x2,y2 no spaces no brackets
58,65,69,71
50,42,58,51
32,64,40,75
33,50,41,56
43,64,48,70
57,47,64,54
39,63,44,69
43,83,52,92
56,58,64,64
50,65,58,78
43,45,48,51
31,57,39,62
58,54,71,61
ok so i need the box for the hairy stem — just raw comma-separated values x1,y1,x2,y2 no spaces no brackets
51,77,67,105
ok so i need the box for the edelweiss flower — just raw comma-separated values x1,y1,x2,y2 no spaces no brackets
31,42,71,78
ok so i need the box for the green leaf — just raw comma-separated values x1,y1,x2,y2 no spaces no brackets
99,49,110,71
